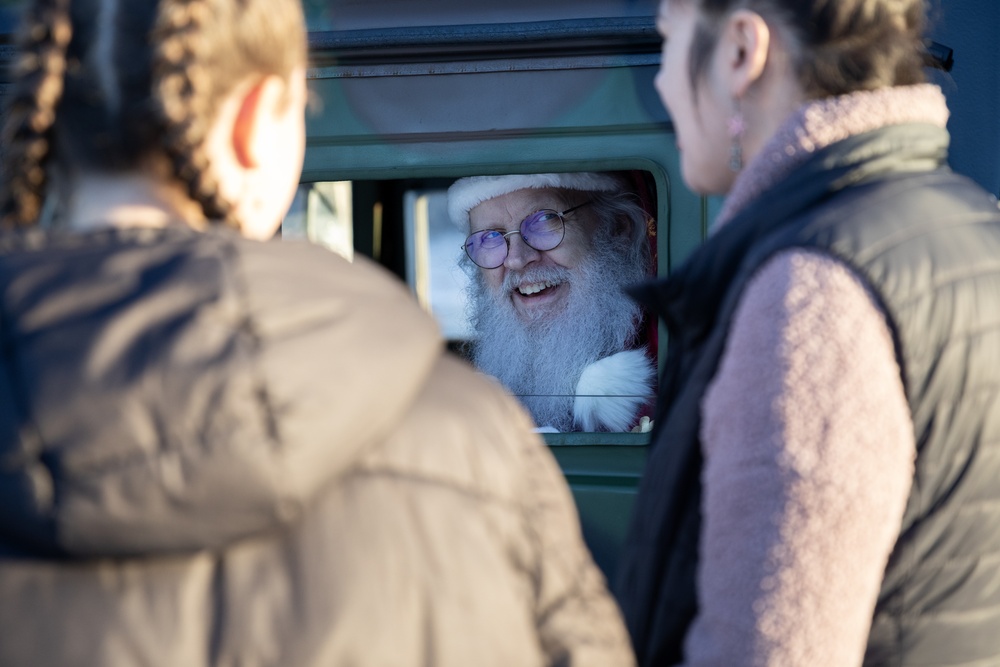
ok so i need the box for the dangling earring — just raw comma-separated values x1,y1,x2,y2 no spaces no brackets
728,99,745,172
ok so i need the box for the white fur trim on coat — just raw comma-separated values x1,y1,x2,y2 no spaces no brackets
447,172,624,230
573,349,656,432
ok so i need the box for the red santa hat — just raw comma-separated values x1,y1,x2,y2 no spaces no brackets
447,172,625,230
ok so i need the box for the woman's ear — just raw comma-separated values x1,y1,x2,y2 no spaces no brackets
722,9,771,98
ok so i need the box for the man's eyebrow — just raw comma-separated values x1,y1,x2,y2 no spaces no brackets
472,220,515,233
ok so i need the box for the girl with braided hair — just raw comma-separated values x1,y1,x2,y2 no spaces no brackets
1,0,306,234
615,0,1000,665
0,1,635,665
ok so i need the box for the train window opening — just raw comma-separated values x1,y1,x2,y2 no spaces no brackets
402,187,473,343
283,181,355,261
283,170,660,434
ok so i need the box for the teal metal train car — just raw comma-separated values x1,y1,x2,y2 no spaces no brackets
289,0,999,580
291,0,695,578
0,0,995,580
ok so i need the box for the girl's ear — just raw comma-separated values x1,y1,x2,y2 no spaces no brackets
722,9,771,98
231,75,285,169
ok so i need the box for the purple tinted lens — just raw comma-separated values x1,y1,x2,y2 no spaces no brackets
520,211,564,251
467,229,507,267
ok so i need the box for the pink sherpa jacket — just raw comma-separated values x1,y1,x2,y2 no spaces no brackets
681,85,949,667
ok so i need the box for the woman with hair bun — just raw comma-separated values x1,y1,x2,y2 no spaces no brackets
0,0,635,665
616,0,1000,665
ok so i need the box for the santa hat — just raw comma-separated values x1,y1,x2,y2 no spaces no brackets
447,172,624,230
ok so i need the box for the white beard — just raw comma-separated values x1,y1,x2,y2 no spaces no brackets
468,232,648,431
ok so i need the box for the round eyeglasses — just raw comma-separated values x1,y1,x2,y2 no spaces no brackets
462,200,592,269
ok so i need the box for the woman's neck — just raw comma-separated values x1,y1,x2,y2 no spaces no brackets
714,84,949,231
741,72,806,168
62,172,207,233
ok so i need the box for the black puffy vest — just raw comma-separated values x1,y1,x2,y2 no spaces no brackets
615,124,1000,666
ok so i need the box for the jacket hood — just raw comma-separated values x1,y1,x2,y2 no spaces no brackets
0,226,441,559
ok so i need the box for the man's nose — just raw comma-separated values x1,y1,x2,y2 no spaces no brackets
503,233,541,271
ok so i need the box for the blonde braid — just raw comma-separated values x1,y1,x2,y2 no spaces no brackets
150,0,236,227
0,0,72,229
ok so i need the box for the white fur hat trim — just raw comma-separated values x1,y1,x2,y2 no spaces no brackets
447,172,623,230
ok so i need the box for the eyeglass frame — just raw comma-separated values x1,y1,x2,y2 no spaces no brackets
461,199,593,269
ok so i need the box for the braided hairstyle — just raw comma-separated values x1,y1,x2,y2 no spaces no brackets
0,0,72,228
0,0,307,230
676,0,928,98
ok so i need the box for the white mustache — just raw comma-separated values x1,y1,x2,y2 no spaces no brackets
501,266,572,294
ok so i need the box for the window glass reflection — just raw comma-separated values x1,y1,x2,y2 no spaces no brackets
283,181,354,261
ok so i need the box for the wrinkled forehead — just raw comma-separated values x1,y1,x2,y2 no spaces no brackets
468,188,574,231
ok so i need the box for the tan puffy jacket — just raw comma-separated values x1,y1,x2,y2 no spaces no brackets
0,226,634,666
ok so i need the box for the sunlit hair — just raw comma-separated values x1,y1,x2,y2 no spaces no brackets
0,0,307,230
671,0,927,98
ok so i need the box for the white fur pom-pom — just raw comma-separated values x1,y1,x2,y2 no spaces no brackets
573,349,656,432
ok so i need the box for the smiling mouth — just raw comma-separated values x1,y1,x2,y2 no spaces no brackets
516,279,562,296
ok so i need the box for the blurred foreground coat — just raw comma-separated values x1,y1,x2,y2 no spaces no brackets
0,226,634,667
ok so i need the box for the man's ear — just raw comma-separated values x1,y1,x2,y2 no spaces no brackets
612,212,634,241
231,75,284,169
722,9,771,98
